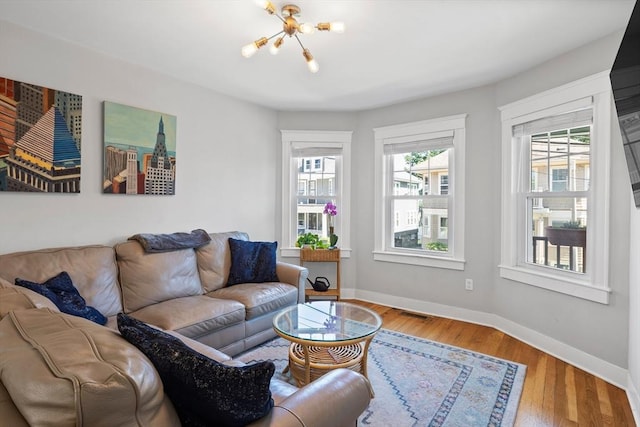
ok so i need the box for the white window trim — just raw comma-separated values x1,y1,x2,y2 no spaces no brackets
373,114,467,270
281,130,352,258
499,71,612,304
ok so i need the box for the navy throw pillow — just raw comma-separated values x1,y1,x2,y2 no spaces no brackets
15,272,107,325
227,238,279,286
117,313,275,427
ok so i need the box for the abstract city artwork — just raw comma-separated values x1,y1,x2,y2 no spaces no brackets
0,77,82,193
103,101,176,195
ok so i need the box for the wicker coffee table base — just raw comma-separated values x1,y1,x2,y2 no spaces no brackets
288,342,366,387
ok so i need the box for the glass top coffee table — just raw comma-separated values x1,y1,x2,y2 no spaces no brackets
272,301,382,389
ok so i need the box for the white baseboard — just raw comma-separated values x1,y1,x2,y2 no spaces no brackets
343,288,629,390
628,375,640,424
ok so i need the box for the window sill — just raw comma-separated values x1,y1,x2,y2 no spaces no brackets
499,265,610,304
373,250,465,270
280,247,352,259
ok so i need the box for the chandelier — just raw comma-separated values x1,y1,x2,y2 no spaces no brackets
241,1,345,73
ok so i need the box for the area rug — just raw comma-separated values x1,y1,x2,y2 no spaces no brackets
236,329,526,427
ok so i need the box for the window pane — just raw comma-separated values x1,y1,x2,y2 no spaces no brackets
422,199,449,252
296,157,336,197
391,153,424,196
295,156,338,242
308,213,319,231
530,126,590,192
392,199,421,249
390,147,451,252
440,175,449,195
391,149,449,196
529,196,587,273
392,198,449,252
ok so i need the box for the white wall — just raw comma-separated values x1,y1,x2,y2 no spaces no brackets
0,21,278,253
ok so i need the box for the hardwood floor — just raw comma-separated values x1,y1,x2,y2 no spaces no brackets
346,299,637,427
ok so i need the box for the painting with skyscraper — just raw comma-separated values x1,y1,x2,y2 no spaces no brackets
103,101,176,195
0,77,82,193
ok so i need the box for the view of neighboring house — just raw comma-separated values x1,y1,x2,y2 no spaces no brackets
529,126,590,273
296,156,335,239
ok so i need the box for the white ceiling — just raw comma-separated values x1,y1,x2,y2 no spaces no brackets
1,0,636,111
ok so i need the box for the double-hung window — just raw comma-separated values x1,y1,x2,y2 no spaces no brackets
373,114,466,270
281,130,351,257
499,72,612,304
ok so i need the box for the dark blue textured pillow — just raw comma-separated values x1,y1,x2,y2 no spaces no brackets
117,313,275,427
227,238,279,286
15,272,107,325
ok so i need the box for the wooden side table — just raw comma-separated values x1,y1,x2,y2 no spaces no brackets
300,248,340,300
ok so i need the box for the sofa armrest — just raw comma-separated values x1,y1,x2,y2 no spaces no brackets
276,262,308,303
248,369,373,427
162,329,233,363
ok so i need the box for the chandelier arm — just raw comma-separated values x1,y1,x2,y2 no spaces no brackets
268,30,285,41
293,33,307,51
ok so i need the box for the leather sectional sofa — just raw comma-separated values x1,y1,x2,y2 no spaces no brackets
0,231,372,426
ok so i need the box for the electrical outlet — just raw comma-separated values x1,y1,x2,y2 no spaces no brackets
465,279,473,291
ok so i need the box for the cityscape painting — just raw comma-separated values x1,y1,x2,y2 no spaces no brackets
0,77,82,193
103,101,176,195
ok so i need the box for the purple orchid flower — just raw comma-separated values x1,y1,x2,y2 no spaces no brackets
323,202,337,216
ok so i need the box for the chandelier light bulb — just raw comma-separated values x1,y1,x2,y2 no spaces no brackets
307,58,319,73
302,49,319,73
254,0,275,14
241,43,258,58
270,36,285,55
298,22,315,35
241,37,268,58
317,21,345,33
330,21,345,33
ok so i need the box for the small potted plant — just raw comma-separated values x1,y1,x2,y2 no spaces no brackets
296,232,320,249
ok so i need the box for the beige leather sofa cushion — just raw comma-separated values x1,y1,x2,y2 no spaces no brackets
115,241,203,312
0,286,59,320
211,282,298,320
0,245,122,317
0,277,59,319
129,295,245,336
0,308,179,427
196,231,248,292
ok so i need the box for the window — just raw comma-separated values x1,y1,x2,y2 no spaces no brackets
438,217,448,239
439,174,449,195
551,167,569,192
373,114,466,270
308,212,320,232
499,71,611,304
281,130,352,257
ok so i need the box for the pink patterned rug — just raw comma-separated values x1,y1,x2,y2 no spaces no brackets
237,329,526,426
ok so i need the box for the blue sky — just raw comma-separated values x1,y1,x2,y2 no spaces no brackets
103,101,176,150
